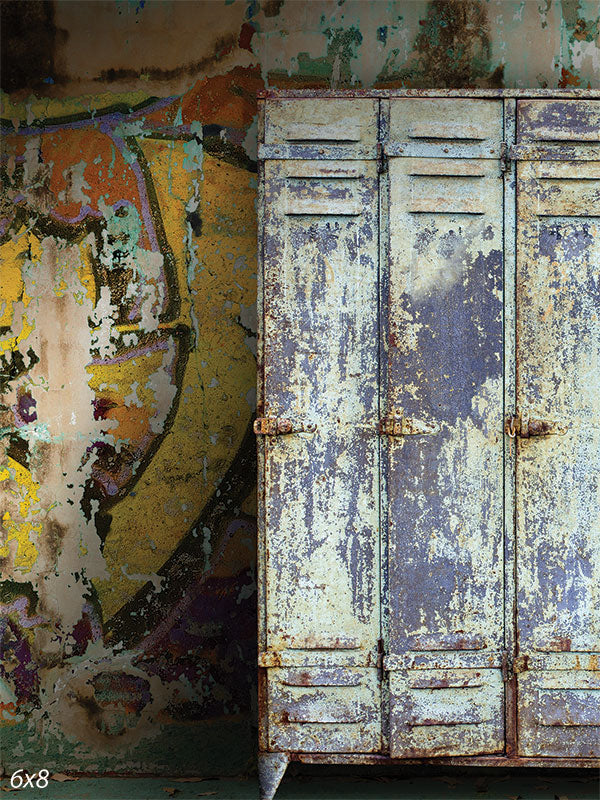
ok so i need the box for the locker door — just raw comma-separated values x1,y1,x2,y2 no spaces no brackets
514,100,600,757
258,99,382,754
384,99,506,756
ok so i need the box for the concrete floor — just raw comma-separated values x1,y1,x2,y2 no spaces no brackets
1,770,599,800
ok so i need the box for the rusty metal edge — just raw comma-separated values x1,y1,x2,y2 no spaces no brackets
289,753,600,768
377,96,389,755
256,97,269,754
257,89,600,99
502,97,518,759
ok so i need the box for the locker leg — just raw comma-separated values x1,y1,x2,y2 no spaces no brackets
258,752,289,800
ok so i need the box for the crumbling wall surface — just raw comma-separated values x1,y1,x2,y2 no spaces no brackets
1,0,598,777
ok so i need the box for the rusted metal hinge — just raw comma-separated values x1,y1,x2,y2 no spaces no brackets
377,141,388,174
500,141,511,174
379,412,439,436
502,650,529,682
253,417,317,436
505,410,568,439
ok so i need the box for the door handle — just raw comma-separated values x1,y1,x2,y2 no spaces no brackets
505,410,568,438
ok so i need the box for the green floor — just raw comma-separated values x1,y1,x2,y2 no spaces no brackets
1,771,598,800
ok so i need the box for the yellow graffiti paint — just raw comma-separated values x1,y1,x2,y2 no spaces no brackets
77,239,97,304
0,457,42,572
0,233,25,328
94,151,257,619
0,228,39,353
0,90,153,129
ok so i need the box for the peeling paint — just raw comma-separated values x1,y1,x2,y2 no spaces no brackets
1,0,599,780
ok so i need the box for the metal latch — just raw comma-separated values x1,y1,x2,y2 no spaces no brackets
377,141,388,174
253,417,317,436
502,650,529,682
505,410,568,439
379,412,439,436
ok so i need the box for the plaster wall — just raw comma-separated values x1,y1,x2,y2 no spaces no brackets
1,0,599,777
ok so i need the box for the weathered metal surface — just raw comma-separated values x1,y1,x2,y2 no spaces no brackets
257,93,600,786
261,156,380,651
260,98,381,757
519,671,600,757
390,669,504,757
253,417,317,435
515,101,600,756
389,97,503,146
263,98,379,159
517,99,600,141
385,98,505,757
268,667,381,753
258,752,289,800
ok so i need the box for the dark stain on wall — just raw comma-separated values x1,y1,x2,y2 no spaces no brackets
96,34,240,84
378,0,504,88
0,0,66,92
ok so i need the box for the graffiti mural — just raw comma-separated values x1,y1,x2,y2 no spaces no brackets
1,73,261,772
1,0,599,777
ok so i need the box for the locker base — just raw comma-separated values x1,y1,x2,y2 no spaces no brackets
292,753,600,768
258,751,289,800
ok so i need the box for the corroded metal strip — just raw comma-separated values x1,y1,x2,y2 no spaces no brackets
259,90,600,100
502,97,518,758
257,99,269,756
514,653,600,672
385,142,502,159
293,753,600,767
510,142,600,161
385,652,503,671
259,143,376,160
378,96,391,757
253,417,317,435
258,649,377,669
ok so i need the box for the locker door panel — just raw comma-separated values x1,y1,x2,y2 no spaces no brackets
260,98,382,753
515,155,600,755
386,99,505,757
262,158,380,654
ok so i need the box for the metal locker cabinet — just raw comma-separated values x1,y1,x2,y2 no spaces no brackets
257,91,600,800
